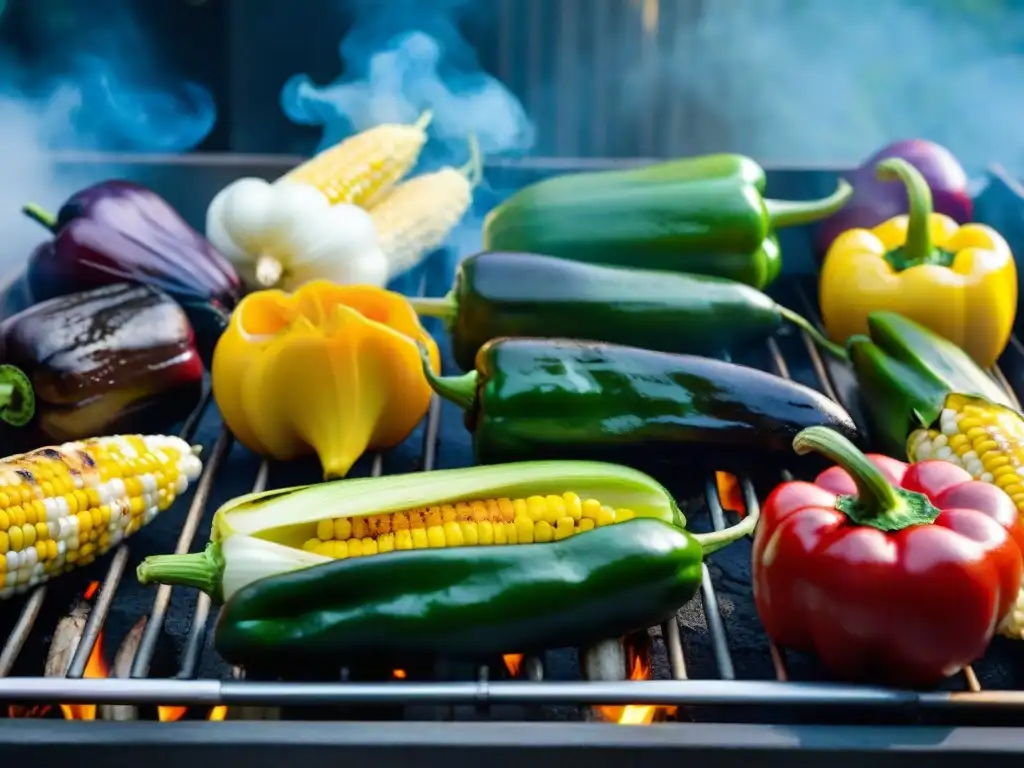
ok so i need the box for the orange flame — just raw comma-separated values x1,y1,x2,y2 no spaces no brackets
715,472,747,516
503,654,523,677
596,651,674,725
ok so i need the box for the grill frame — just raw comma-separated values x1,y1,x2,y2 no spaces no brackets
0,155,1022,762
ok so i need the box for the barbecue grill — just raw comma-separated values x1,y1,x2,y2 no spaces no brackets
1,154,1023,768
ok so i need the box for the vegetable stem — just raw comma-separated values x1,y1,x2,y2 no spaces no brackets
0,364,35,427
764,180,853,230
792,426,940,532
22,203,58,233
418,343,478,411
408,294,458,323
137,543,224,602
776,305,849,361
693,501,760,556
876,158,934,264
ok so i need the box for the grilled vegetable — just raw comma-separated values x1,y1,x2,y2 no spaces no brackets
281,111,433,207
204,179,388,291
820,158,1017,368
0,434,201,597
23,181,241,365
754,426,1023,688
420,338,860,479
135,461,756,666
211,280,440,480
482,154,853,289
814,139,973,258
412,251,847,371
0,283,204,449
848,311,1015,456
370,138,482,281
909,393,1024,639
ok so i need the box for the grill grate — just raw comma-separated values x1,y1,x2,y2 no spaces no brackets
1,274,1024,721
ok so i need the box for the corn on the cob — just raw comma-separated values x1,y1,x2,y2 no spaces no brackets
369,135,482,281
908,392,1024,637
0,435,202,598
301,491,635,558
281,111,433,207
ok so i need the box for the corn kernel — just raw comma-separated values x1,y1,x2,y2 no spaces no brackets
478,520,494,545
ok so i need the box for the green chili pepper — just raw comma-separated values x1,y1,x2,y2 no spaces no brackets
135,460,755,666
410,251,846,371
420,338,860,478
482,154,853,290
848,311,1016,456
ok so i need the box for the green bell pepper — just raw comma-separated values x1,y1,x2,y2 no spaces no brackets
482,154,853,290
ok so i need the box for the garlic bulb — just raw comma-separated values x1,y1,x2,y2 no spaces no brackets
205,178,388,291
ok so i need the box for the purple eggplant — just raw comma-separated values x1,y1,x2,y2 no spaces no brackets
813,139,973,258
22,180,242,364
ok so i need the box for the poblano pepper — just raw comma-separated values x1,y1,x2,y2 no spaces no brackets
419,338,860,479
410,251,847,371
136,461,757,667
482,154,853,290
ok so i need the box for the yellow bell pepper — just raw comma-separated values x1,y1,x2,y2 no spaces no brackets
819,158,1017,369
212,280,441,479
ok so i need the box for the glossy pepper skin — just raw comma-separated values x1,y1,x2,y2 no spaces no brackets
410,251,847,371
0,283,204,449
483,154,853,290
23,180,242,365
214,512,756,669
753,426,1024,688
420,338,860,480
212,280,441,480
820,158,1017,368
848,311,1016,457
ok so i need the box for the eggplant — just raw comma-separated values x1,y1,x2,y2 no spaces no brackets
0,283,204,448
22,180,242,364
814,139,973,258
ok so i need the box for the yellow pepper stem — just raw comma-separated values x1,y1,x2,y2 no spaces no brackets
875,158,951,271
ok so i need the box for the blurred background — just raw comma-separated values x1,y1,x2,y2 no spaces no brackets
0,0,1021,278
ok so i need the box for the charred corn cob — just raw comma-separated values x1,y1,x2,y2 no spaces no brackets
370,136,482,280
0,435,202,597
301,492,636,557
908,392,1024,637
137,460,688,603
281,111,433,207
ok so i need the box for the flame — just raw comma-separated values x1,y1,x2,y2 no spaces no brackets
207,706,227,721
392,669,407,679
598,639,677,725
503,654,523,677
715,472,747,516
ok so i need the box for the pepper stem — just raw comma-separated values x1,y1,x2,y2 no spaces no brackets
0,365,35,427
408,293,458,324
876,158,934,263
692,500,761,556
775,305,849,361
763,179,853,230
136,543,224,603
417,342,478,411
792,426,941,532
21,203,58,233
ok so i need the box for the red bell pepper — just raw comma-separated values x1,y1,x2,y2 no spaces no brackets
752,426,1024,688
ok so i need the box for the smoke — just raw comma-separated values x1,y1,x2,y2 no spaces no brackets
634,0,1024,174
0,0,215,276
